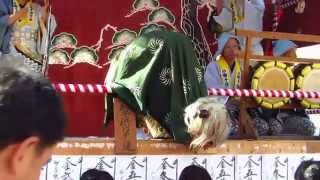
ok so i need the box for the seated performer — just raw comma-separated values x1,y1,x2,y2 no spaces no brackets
205,33,241,89
105,30,230,150
0,0,56,73
204,32,242,135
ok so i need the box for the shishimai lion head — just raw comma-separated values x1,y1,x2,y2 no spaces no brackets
184,96,231,150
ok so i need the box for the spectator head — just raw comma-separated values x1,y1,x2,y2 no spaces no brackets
214,32,241,63
295,160,320,180
179,165,212,180
80,169,114,180
0,58,66,180
273,39,297,58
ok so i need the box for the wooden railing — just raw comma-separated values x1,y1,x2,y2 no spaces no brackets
236,29,320,139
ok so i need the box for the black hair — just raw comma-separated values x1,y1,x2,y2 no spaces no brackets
295,160,320,180
80,169,113,180
226,37,241,50
0,58,66,150
179,165,212,180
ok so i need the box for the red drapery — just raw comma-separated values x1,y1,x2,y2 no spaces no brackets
49,0,319,137
49,0,208,137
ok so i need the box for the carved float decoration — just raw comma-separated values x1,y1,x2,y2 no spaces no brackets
51,32,78,49
48,49,70,65
65,46,101,68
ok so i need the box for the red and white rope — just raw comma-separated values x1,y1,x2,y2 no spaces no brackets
272,0,300,32
53,83,112,94
272,0,280,32
279,0,299,9
207,88,320,99
53,83,320,114
306,109,320,115
53,83,320,99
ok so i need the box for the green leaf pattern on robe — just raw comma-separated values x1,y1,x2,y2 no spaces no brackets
109,30,208,143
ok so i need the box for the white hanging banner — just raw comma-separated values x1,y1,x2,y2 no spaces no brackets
39,153,319,180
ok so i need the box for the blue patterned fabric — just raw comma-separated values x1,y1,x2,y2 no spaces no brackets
0,0,12,54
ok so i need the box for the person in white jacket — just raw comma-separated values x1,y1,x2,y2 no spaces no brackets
211,0,265,55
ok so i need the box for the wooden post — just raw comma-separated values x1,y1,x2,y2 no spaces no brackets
114,98,137,154
238,34,258,139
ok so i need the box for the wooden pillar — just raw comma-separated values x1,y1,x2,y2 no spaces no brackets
238,34,258,139
114,98,137,154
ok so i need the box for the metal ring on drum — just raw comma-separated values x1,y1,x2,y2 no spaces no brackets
251,61,295,109
296,63,320,108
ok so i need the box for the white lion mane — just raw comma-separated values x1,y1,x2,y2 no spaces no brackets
184,96,231,150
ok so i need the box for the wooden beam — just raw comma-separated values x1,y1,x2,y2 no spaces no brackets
250,55,320,64
236,29,320,43
244,98,304,109
53,138,314,155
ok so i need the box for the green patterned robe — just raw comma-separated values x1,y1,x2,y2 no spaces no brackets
107,31,208,143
